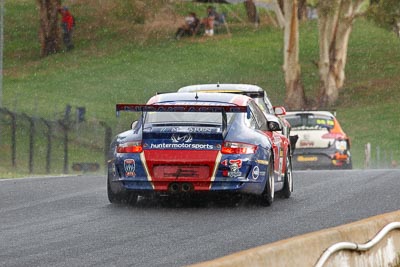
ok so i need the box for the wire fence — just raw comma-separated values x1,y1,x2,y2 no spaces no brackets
0,107,112,176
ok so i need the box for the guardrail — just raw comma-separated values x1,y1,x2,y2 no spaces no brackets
315,221,400,267
189,210,400,267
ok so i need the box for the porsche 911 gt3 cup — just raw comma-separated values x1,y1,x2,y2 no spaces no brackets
107,93,293,206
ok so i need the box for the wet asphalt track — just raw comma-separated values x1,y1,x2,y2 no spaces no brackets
1,169,400,267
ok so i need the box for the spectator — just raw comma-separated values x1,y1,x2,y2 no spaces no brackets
202,6,218,36
175,12,200,40
58,6,75,51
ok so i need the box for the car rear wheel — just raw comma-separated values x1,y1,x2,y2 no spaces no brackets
107,177,123,204
259,155,275,206
280,152,293,198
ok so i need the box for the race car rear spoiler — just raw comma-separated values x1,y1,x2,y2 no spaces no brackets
116,104,249,136
116,104,248,115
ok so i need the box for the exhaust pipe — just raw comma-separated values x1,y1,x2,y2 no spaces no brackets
169,183,193,193
181,183,192,193
169,183,180,193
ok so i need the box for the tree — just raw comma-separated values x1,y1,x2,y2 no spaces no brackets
244,0,259,25
283,0,306,109
37,0,61,57
366,0,400,37
270,0,285,28
298,0,308,20
317,0,364,107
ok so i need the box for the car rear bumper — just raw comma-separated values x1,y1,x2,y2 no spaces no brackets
292,148,351,170
108,178,266,196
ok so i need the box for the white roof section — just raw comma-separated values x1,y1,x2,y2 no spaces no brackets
178,83,264,93
285,111,335,118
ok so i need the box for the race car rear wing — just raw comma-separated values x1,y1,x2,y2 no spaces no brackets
116,103,249,136
116,104,248,115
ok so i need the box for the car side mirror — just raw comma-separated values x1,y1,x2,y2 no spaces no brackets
268,121,281,131
274,106,286,116
131,120,138,129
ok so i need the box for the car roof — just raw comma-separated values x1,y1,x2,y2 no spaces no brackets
285,111,335,117
147,92,253,106
178,83,265,94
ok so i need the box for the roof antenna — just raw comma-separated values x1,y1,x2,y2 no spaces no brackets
195,91,199,100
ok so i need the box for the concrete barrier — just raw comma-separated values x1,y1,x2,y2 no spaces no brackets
189,210,400,267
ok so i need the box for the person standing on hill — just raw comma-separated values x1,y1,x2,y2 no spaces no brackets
58,6,75,51
202,6,217,36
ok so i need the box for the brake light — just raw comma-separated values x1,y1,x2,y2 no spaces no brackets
117,141,143,153
221,142,257,154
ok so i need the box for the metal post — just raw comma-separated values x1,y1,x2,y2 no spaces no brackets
59,120,69,174
22,113,34,174
100,121,112,172
41,119,52,174
0,108,16,167
376,146,381,169
364,142,371,169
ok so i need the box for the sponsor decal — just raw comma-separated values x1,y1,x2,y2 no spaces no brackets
124,159,136,177
252,166,260,180
229,159,242,168
255,159,269,165
300,140,314,147
150,143,214,150
171,133,193,143
117,104,247,113
227,159,243,178
297,155,318,162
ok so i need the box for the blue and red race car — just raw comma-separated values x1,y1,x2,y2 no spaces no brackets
107,92,293,206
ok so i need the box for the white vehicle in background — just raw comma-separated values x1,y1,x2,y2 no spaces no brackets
284,111,352,170
177,83,292,139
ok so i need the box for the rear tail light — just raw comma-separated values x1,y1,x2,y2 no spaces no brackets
221,142,257,154
116,141,143,153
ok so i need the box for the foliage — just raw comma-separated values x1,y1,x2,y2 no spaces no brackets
366,0,400,33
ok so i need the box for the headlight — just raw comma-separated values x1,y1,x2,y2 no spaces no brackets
335,140,347,151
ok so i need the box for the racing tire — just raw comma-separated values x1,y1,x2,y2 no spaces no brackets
107,177,123,204
259,155,275,207
279,152,293,198
343,157,353,170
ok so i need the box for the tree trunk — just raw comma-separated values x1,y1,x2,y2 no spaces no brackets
271,0,285,29
37,0,61,57
283,0,306,110
244,0,258,24
297,0,307,20
317,0,364,107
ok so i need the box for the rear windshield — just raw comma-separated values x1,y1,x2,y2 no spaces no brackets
285,114,335,130
144,111,235,126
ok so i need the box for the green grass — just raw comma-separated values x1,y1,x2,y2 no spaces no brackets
1,0,400,177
